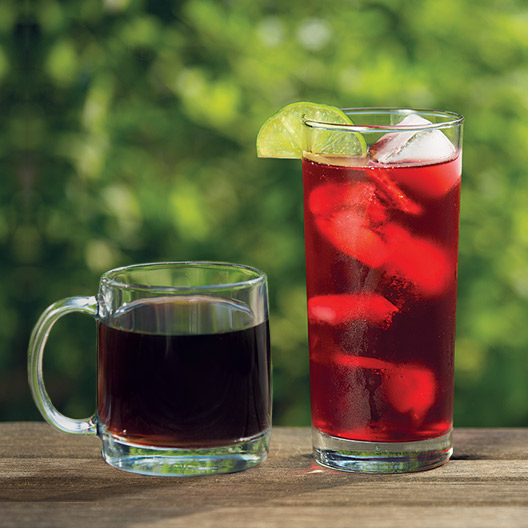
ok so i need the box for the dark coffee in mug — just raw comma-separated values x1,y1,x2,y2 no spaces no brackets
97,298,271,448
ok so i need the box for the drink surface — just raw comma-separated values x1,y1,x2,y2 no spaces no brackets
302,154,461,443
97,298,271,448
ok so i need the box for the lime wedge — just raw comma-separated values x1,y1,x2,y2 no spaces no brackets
256,102,367,159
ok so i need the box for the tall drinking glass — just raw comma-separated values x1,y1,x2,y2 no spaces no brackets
302,108,463,472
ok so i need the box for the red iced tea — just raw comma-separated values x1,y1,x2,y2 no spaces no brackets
303,153,461,443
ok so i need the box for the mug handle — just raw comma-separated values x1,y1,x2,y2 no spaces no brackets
28,296,99,435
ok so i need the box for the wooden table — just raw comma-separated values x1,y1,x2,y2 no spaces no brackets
1,423,527,527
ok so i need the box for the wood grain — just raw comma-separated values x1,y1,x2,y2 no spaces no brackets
0,423,526,527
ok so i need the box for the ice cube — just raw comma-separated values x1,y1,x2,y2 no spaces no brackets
333,353,437,422
382,223,452,297
310,180,390,230
370,114,456,164
309,181,376,216
308,293,399,326
391,156,462,200
383,364,436,421
315,211,388,267
333,353,391,370
369,169,422,215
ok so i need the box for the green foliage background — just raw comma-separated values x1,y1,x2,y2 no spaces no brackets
2,0,527,426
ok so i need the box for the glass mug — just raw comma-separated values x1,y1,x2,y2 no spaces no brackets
28,262,271,476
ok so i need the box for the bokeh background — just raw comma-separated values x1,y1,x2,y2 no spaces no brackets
2,0,528,427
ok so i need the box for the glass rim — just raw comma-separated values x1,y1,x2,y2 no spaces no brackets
100,261,267,293
303,107,464,133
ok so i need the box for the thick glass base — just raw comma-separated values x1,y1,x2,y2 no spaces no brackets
312,428,452,473
100,429,271,477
